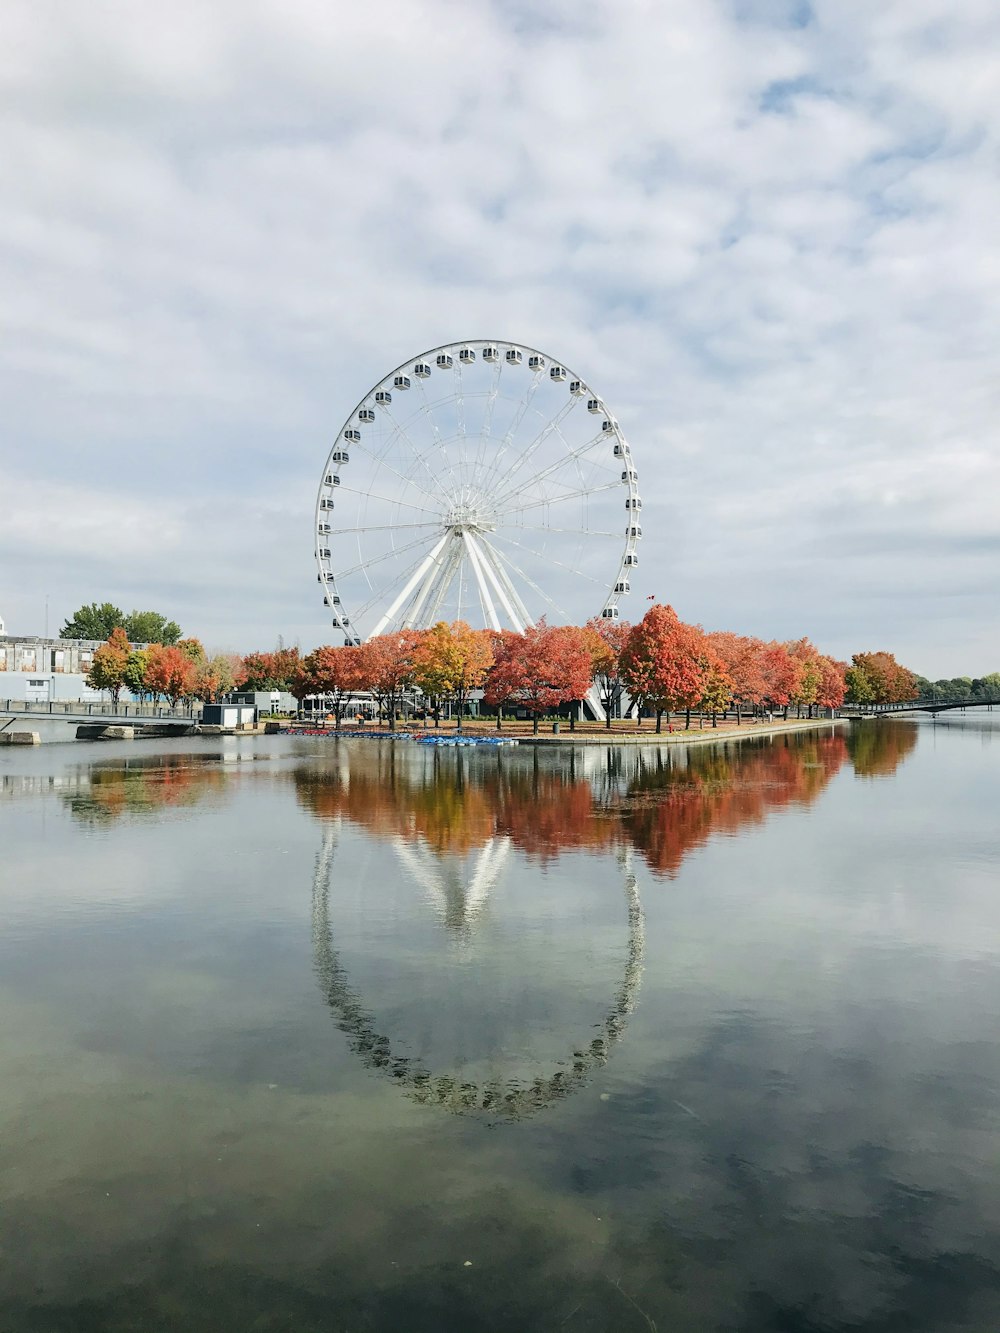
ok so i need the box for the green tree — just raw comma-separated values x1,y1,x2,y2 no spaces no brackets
61,602,126,640
124,611,182,645
123,648,150,702
844,663,874,706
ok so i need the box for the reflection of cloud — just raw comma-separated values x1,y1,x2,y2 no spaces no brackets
312,828,644,1120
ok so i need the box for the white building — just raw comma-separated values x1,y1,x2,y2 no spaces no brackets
0,627,152,703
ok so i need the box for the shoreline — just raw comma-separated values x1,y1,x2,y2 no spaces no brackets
516,716,848,747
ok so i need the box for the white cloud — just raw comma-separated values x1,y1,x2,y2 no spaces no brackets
0,0,998,675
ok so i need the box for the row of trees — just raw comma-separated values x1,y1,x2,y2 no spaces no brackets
276,607,860,734
87,629,239,705
913,672,1000,704
85,607,921,722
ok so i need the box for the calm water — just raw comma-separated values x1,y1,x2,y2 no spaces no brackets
2,718,999,1331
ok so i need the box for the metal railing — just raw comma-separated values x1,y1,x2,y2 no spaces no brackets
1,699,202,720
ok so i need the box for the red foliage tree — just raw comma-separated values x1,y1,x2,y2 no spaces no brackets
302,644,364,728
355,631,418,730
704,631,766,723
758,641,803,719
620,604,705,732
483,621,592,734
237,648,302,692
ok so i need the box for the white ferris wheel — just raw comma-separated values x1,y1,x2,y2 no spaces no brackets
315,340,641,644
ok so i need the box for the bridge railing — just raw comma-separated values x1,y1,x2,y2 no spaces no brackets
1,699,202,720
841,696,999,713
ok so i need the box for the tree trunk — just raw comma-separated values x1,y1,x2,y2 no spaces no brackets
655,710,662,733
496,706,503,731
712,711,717,727
685,707,691,730
783,705,788,720
569,712,576,732
532,714,539,735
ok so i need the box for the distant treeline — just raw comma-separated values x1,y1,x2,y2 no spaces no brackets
915,673,1000,703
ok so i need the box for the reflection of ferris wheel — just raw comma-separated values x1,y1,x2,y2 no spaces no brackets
315,340,641,643
311,824,644,1121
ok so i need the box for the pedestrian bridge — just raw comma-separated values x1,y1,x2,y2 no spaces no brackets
843,696,999,717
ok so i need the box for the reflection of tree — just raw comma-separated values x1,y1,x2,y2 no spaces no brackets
845,720,919,778
62,754,230,824
311,828,644,1120
293,728,866,880
618,732,849,876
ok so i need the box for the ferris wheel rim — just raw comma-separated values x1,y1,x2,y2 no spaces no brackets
315,339,641,643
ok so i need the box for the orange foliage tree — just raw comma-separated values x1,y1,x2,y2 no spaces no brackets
86,627,132,705
144,644,197,705
410,621,494,729
192,654,238,703
584,616,632,728
849,651,918,705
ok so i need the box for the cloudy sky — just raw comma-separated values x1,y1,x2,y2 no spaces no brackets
1,0,997,676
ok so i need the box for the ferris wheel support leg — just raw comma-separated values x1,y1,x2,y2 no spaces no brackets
422,536,465,625
404,533,456,629
369,533,450,639
585,685,607,724
464,530,525,633
461,530,501,632
476,534,534,628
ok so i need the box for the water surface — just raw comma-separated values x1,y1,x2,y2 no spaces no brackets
2,718,999,1330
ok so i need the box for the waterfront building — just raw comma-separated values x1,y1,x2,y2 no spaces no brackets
0,627,152,703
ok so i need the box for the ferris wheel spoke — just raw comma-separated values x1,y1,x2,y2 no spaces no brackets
479,535,570,622
500,522,621,538
490,529,610,588
377,400,458,504
335,484,443,519
481,393,579,500
500,478,621,520
334,530,441,582
344,433,443,509
474,355,504,479
478,369,545,498
491,431,610,513
415,378,464,499
329,522,442,536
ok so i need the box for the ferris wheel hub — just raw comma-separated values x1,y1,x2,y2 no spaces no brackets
444,506,496,532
